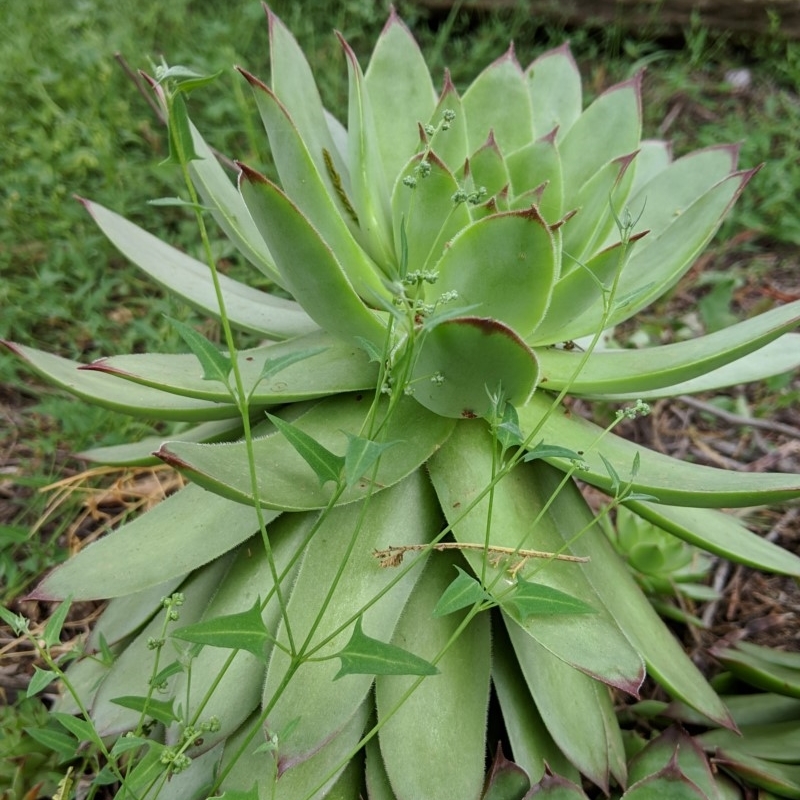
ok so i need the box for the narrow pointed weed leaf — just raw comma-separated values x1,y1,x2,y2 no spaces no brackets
171,598,271,661
343,433,399,487
333,617,438,679
524,441,585,462
495,402,524,452
211,788,261,800
52,712,98,745
433,566,492,617
265,412,344,486
148,196,210,210
109,695,179,726
599,452,622,494
167,316,232,385
505,577,598,620
164,91,201,164
43,595,73,648
256,346,327,386
27,666,58,697
25,726,78,761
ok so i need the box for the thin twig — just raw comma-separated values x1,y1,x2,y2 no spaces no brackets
678,394,800,440
374,542,589,569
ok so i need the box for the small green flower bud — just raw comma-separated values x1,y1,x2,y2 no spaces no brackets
402,175,417,189
418,160,431,178
451,189,468,205
424,123,435,136
442,109,456,123
431,372,445,386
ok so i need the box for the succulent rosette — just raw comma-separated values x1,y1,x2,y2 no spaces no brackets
6,7,800,799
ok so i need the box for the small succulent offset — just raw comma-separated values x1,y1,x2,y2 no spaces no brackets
6,7,800,799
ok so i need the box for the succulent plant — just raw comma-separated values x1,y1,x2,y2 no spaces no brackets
5,6,800,799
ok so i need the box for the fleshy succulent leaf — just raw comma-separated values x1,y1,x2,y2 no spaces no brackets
375,552,491,800
526,43,582,141
80,198,311,339
518,392,800,507
559,75,642,197
411,317,540,418
461,44,533,156
158,393,454,511
537,298,800,396
238,166,387,348
434,207,558,338
365,8,437,187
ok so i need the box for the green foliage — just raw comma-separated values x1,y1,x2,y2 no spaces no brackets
3,3,800,800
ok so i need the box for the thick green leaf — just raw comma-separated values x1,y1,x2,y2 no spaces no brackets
432,565,491,617
86,557,233,737
526,43,582,141
603,333,800,400
365,8,437,187
466,131,511,199
216,703,369,799
171,598,270,660
30,484,267,600
697,721,800,763
267,413,345,487
391,151,470,276
504,613,627,792
601,168,757,332
462,46,533,156
239,167,387,348
561,152,636,266
505,135,563,221
626,501,800,577
623,761,710,800
167,316,232,385
492,626,582,784
427,420,645,694
241,68,388,303
340,34,396,268
628,726,724,800
3,341,239,421
163,524,306,758
333,616,438,678
434,208,558,338
186,120,281,285
267,6,349,198
537,298,800,396
375,552,491,800
712,750,800,799
110,695,179,726
427,70,468,175
261,471,438,769
559,75,641,197
25,725,78,761
86,331,378,405
503,577,597,620
411,317,540,419
709,640,800,698
518,392,800,507
82,199,313,339
159,393,455,511
78,417,243,467
523,460,732,727
481,745,531,800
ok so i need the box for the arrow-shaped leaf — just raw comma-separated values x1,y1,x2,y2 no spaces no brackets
109,695,179,726
171,598,270,661
433,566,492,617
333,617,438,679
266,413,344,486
343,433,399,487
504,577,598,620
167,316,232,386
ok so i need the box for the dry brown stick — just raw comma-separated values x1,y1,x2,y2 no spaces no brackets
678,395,800,440
374,542,589,569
